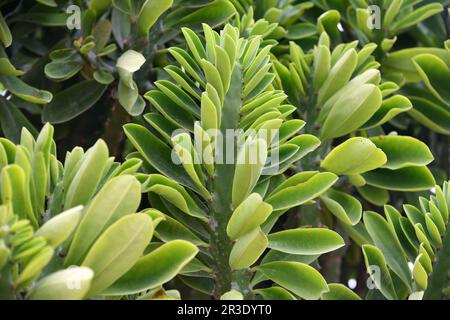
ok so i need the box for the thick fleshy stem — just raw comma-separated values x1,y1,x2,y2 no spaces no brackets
207,64,254,299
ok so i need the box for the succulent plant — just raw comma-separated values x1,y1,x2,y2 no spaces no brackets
0,124,197,299
0,0,448,301
125,24,348,299
357,182,450,300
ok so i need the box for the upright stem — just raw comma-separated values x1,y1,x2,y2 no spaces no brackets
208,178,255,299
207,64,254,299
208,188,233,298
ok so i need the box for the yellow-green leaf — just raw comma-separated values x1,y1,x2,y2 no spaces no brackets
258,261,329,300
321,137,387,175
82,214,154,297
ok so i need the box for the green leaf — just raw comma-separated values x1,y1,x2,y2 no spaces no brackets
31,152,48,214
408,96,450,135
142,174,207,220
215,45,232,92
287,23,317,40
428,202,446,236
404,204,426,229
266,172,338,211
149,185,200,219
92,20,112,50
318,69,380,123
424,213,442,248
260,249,319,268
321,84,382,139
27,267,94,300
362,95,412,129
267,228,344,255
414,224,434,261
357,184,390,206
362,244,397,300
227,193,272,240
104,240,198,295
78,43,96,55
321,189,362,225
275,134,321,171
116,50,145,87
384,48,449,83
0,97,38,143
391,3,443,33
154,80,200,117
322,137,387,175
317,10,341,44
363,166,436,192
44,61,82,81
313,45,330,91
321,284,361,300
379,81,399,97
220,290,244,300
318,49,357,104
258,261,329,300
35,206,83,248
118,83,146,116
181,28,207,65
363,211,412,290
137,0,173,36
0,12,12,47
169,47,205,86
254,287,296,300
16,247,54,286
112,6,131,49
229,228,268,270
124,124,204,194
154,215,206,246
171,133,208,198
1,165,37,228
413,54,450,105
0,75,52,104
232,138,267,207
11,12,70,26
64,139,109,209
201,59,224,103
144,113,180,143
93,70,114,85
89,0,113,15
82,214,154,297
383,0,403,29
434,186,448,225
413,256,428,291
370,136,434,170
164,0,236,29
43,80,107,124
0,58,24,76
355,8,372,38
145,90,195,131
65,175,141,266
